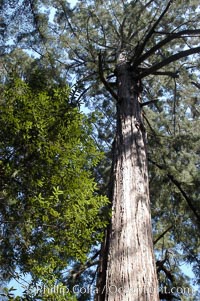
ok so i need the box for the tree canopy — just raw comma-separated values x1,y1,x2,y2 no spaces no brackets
0,60,108,299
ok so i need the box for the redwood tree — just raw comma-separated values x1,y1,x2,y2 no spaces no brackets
51,1,199,300
1,0,200,300
103,55,160,300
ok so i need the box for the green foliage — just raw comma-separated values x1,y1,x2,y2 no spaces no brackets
146,73,200,289
0,78,108,287
0,284,78,301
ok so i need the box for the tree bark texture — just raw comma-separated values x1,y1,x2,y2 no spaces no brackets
104,62,159,301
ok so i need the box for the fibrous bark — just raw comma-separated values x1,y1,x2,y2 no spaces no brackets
101,60,159,301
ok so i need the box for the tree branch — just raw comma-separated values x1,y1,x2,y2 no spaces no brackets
149,159,200,224
153,225,173,245
98,52,118,101
133,0,173,62
140,46,200,78
191,81,200,90
135,29,200,66
156,250,174,283
141,99,158,107
167,173,200,223
69,251,100,282
139,68,180,78
151,71,180,78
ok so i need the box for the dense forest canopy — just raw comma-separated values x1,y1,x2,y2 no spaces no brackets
0,0,200,300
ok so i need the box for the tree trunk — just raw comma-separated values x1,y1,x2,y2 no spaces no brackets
102,60,159,301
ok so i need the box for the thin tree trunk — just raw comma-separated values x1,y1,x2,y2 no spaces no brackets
95,139,116,301
95,224,110,301
102,60,159,300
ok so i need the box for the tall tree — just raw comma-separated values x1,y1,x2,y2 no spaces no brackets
0,58,108,296
1,1,200,300
49,1,199,300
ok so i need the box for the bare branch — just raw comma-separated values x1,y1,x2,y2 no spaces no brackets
141,99,158,107
191,81,200,90
147,70,179,78
145,0,156,8
140,46,200,78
